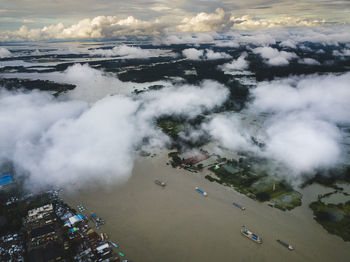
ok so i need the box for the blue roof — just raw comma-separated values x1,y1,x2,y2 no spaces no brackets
0,174,13,186
77,214,84,220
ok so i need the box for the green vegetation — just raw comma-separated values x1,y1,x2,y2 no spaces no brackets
206,160,302,211
157,118,184,138
310,200,350,241
302,165,350,189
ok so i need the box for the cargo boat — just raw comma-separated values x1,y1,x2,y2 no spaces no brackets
277,239,294,250
195,186,207,196
110,241,119,248
233,202,245,210
241,226,262,244
154,179,166,187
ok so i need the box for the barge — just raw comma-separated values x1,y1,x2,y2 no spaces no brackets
233,202,245,210
195,186,207,197
154,179,166,187
241,226,262,244
277,239,294,250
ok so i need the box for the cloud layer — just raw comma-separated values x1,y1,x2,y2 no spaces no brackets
204,72,350,177
0,65,229,190
1,6,349,41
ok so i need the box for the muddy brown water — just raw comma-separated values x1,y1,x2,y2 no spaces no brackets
62,151,350,262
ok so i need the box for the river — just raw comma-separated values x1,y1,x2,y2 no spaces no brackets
62,151,350,262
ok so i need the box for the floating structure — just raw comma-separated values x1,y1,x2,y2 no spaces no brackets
91,213,105,227
154,179,166,187
233,202,245,210
195,186,207,197
277,239,294,250
241,226,262,244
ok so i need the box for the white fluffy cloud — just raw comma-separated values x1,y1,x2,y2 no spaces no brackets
230,15,326,30
182,48,231,60
177,8,231,33
89,44,174,58
0,47,11,58
298,58,320,65
204,114,251,151
182,48,203,60
253,46,297,66
205,49,232,60
0,67,229,189
0,15,168,41
219,52,249,71
153,32,216,45
251,73,350,123
204,72,350,176
264,113,341,173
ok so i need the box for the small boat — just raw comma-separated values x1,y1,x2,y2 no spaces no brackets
233,202,245,210
154,179,166,187
277,239,294,250
104,233,109,240
195,186,207,197
119,251,125,257
110,241,119,248
241,226,262,244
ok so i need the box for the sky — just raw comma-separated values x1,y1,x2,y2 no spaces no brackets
0,0,349,40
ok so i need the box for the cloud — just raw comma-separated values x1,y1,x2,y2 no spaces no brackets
0,47,11,58
298,58,320,65
250,73,350,123
182,48,231,60
0,74,229,190
154,32,216,45
203,114,252,151
230,15,327,30
89,44,174,58
253,46,297,66
333,49,350,56
0,15,168,41
204,72,350,177
264,113,341,174
205,49,232,60
219,52,249,71
279,39,297,49
182,48,203,60
177,8,231,33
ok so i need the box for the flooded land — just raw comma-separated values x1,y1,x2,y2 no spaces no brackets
63,151,350,262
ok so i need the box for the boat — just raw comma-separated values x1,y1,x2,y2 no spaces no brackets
233,202,245,210
103,233,109,240
110,241,119,248
195,186,207,197
154,179,166,187
277,239,294,250
241,226,262,244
